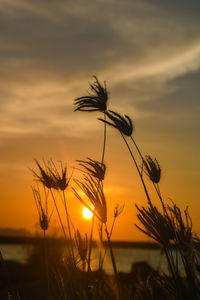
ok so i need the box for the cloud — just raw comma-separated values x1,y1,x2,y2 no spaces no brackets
0,0,200,136
1,0,200,80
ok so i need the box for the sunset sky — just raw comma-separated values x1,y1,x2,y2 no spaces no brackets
0,0,200,241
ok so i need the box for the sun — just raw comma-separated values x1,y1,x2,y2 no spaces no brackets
82,207,93,219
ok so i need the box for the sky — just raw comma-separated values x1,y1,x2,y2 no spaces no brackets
0,0,200,241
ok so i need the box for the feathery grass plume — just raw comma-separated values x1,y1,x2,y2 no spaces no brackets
77,158,106,181
32,186,49,231
143,156,161,184
114,203,125,219
109,203,125,240
99,110,133,136
135,202,200,300
168,204,192,248
32,159,57,189
74,76,108,112
48,159,72,191
135,204,175,247
73,175,107,223
75,230,88,270
135,203,181,293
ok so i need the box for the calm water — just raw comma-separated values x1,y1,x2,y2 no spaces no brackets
0,244,169,274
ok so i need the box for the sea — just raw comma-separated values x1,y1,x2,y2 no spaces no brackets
0,244,170,274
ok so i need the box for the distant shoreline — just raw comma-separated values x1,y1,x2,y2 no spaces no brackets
0,235,159,249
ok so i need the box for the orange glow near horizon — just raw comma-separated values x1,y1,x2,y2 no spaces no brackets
82,207,93,219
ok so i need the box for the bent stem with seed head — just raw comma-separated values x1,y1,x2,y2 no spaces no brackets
99,111,153,207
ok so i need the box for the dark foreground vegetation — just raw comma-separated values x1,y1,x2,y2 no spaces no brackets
0,246,167,300
1,77,200,299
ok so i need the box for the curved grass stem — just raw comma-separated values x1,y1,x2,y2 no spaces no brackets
43,229,50,297
62,190,75,265
100,217,116,269
87,214,95,271
50,190,67,240
105,223,118,276
121,133,153,207
88,114,107,271
101,114,107,164
105,223,121,300
130,136,144,161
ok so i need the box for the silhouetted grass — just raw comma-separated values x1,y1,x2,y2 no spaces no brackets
1,76,199,300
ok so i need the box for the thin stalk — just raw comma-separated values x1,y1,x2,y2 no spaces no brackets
121,132,153,207
165,247,189,300
100,217,116,269
153,183,168,213
43,229,50,298
130,135,144,161
82,260,86,271
130,135,145,177
105,223,121,300
87,214,95,272
96,115,107,268
164,248,177,286
153,183,176,243
101,113,107,164
50,189,67,240
88,114,107,272
178,246,198,299
105,223,118,276
98,222,103,270
62,190,75,265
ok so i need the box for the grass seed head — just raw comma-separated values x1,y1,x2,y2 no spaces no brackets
33,160,57,189
74,76,108,112
40,213,49,231
75,229,88,262
48,160,72,191
143,156,161,184
77,158,106,181
99,110,133,136
168,204,192,249
135,204,175,247
32,187,49,232
114,203,125,218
